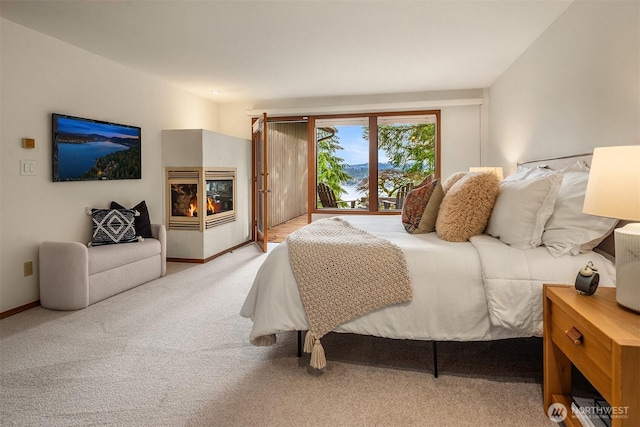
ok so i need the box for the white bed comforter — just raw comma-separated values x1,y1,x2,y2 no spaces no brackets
240,215,615,344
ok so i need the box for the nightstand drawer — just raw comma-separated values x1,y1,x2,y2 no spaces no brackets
550,302,612,399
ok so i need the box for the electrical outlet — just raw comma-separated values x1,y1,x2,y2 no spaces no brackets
23,261,33,277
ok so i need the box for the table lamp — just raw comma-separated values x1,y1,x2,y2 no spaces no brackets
583,146,640,312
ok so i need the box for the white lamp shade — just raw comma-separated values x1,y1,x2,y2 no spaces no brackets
583,145,640,312
583,145,640,221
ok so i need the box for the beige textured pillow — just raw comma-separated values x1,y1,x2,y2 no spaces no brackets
436,172,500,242
417,180,444,233
442,172,467,193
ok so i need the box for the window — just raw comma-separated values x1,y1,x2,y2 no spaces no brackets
313,111,440,212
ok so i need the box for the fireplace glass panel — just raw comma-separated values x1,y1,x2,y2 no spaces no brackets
206,179,233,215
171,183,198,217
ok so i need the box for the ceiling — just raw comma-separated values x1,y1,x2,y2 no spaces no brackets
0,0,573,104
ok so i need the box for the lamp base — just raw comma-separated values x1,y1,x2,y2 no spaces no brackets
615,223,640,313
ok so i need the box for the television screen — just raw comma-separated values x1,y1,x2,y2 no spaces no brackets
52,113,141,181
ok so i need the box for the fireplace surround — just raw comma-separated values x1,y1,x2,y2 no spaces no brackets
162,128,250,262
166,167,236,231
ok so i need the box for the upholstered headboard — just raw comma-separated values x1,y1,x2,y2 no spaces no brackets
517,152,622,260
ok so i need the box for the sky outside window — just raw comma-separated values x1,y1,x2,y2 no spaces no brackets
334,125,389,165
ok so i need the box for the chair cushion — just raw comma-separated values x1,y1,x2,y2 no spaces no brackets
88,238,161,275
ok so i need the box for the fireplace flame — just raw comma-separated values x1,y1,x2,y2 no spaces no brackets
185,195,198,217
207,197,216,215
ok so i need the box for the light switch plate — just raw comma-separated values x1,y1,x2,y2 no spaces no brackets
20,160,36,176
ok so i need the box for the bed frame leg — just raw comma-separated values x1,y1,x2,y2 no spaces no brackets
432,341,438,378
297,330,302,357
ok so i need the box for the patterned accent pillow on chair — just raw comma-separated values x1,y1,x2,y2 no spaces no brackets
88,208,139,246
401,177,438,233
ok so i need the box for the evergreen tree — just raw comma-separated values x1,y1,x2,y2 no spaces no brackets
316,127,352,199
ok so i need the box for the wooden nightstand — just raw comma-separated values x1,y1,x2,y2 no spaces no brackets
544,285,640,426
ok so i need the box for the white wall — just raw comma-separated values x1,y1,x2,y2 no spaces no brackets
488,1,639,175
219,102,253,140
0,19,221,312
440,105,481,178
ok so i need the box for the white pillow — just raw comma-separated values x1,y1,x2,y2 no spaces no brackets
486,173,563,249
542,170,618,257
504,166,537,182
505,164,560,182
561,160,589,173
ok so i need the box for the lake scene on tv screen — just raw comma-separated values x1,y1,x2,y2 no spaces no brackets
55,116,141,181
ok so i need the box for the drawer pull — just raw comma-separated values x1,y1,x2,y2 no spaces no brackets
565,327,583,345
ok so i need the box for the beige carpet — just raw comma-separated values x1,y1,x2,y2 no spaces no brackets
1,243,555,426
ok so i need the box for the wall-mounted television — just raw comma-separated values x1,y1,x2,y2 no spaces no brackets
52,113,141,182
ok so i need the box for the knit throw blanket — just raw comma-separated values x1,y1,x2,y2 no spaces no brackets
286,217,413,369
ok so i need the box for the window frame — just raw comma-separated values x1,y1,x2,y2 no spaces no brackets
308,110,441,216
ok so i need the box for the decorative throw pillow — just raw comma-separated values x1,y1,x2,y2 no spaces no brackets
486,173,563,249
401,177,437,233
88,208,139,246
435,172,500,242
442,172,467,194
542,170,618,256
416,180,444,233
110,200,153,238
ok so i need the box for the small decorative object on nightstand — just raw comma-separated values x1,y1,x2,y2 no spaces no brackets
575,261,599,296
543,285,640,426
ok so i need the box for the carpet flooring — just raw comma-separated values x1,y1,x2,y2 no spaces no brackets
1,243,555,426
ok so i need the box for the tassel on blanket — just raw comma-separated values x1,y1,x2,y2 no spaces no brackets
310,338,326,370
303,331,327,369
303,330,315,353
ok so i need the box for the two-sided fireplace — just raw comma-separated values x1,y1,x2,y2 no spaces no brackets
166,167,236,231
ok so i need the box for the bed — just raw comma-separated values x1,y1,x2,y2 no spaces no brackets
240,154,619,371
